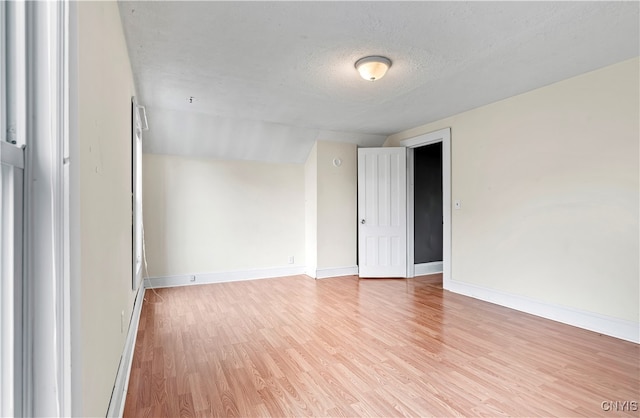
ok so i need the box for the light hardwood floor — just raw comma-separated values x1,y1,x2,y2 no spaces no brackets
123,274,639,417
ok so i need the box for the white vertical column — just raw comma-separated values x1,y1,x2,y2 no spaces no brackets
24,1,69,416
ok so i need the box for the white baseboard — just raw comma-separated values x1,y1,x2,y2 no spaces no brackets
315,265,359,279
446,280,639,344
305,266,317,279
415,262,443,276
144,265,307,288
106,283,146,417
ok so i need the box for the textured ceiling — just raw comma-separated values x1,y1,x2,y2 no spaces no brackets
119,1,639,164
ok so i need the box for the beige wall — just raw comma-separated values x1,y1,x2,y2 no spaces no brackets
144,140,356,280
304,142,318,274
143,154,306,276
77,1,137,416
316,141,357,269
385,58,639,323
303,140,358,276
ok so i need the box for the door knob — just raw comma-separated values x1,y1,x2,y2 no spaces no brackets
361,219,366,224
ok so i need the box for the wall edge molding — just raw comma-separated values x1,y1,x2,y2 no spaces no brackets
415,262,443,276
144,265,308,288
106,284,146,417
446,280,639,343
315,265,359,279
305,266,317,279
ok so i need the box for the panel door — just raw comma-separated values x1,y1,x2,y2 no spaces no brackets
358,147,407,278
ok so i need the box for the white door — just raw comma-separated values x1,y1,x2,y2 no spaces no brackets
358,148,407,278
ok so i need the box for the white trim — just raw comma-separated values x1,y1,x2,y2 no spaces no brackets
305,266,317,279
131,97,143,291
406,147,415,278
144,265,307,289
67,1,82,414
0,149,24,418
414,262,443,276
314,265,359,279
448,280,639,343
23,1,70,415
58,2,72,414
0,142,24,169
106,285,145,418
401,128,450,148
0,2,5,144
400,127,451,289
442,134,451,289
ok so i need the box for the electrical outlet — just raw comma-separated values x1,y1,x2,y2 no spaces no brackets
121,310,125,334
288,256,295,264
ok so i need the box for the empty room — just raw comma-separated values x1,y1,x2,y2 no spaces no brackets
1,1,638,417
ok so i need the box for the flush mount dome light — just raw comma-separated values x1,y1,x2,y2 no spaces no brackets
355,56,392,81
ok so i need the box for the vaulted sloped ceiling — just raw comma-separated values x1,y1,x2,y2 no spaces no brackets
118,1,639,164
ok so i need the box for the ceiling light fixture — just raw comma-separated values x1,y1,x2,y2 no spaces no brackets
355,56,392,81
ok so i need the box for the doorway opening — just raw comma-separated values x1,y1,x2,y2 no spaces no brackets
401,128,451,289
414,142,443,272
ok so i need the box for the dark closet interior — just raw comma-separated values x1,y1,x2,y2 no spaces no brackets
414,142,443,264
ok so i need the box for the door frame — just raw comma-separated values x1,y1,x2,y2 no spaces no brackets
400,128,451,289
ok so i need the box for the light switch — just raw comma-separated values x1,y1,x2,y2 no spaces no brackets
454,200,461,210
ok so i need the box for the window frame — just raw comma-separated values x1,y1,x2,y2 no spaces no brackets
1,1,26,416
132,98,144,290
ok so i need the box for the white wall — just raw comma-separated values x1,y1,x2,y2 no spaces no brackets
143,154,306,277
385,58,639,326
77,1,137,416
316,140,357,270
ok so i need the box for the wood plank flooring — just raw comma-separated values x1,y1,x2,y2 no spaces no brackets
123,274,639,417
